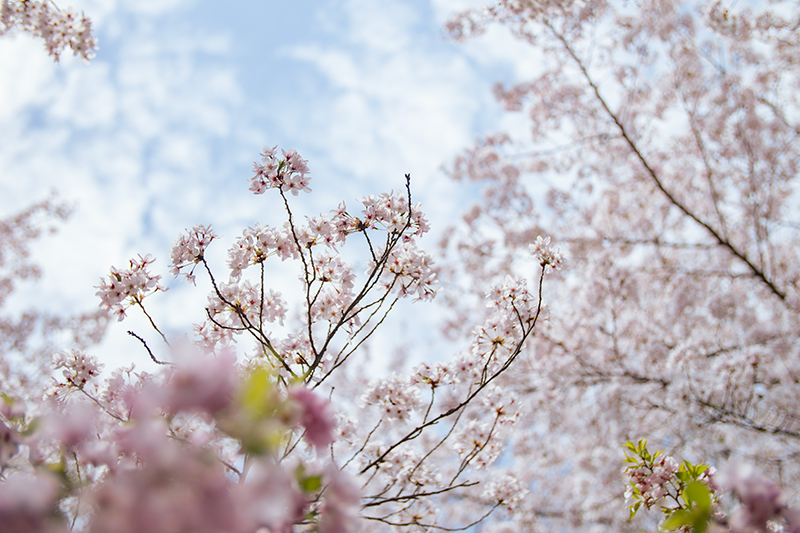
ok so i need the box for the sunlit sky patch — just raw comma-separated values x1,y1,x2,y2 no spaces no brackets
0,0,537,371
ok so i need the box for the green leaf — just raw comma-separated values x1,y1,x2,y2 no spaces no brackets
664,482,713,533
684,481,711,511
301,475,322,492
240,366,276,418
19,416,40,437
628,501,642,520
661,510,692,531
295,464,322,492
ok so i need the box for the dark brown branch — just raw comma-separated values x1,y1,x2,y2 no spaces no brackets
363,481,479,507
127,330,169,365
546,22,790,306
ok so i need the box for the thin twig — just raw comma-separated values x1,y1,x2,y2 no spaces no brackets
127,330,169,365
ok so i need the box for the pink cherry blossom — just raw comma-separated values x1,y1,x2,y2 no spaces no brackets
249,145,311,196
0,472,61,533
0,0,97,62
95,254,166,321
169,224,218,283
288,386,335,450
160,350,237,415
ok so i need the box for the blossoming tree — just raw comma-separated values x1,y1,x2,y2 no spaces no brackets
0,198,108,403
0,4,564,527
441,0,800,530
4,0,799,531
1,140,564,531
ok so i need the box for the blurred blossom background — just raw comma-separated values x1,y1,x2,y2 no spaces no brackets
0,0,536,371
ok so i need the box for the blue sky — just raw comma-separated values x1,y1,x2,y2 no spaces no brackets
0,0,535,370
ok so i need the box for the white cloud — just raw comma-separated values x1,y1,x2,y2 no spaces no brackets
321,0,418,53
278,0,497,206
0,0,251,371
65,0,196,23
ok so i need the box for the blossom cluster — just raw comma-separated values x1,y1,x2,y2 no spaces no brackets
95,254,165,321
0,0,97,61
360,191,430,235
624,440,800,533
623,439,719,522
361,373,423,421
226,222,299,278
482,473,528,511
469,276,541,370
51,349,102,389
529,235,564,272
376,239,438,301
625,454,682,508
413,361,450,388
168,224,218,283
205,278,287,332
249,146,311,196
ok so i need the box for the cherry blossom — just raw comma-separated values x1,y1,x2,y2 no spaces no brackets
0,0,96,61
483,473,528,512
0,198,107,404
169,224,218,284
8,0,796,528
287,386,335,450
441,0,800,529
249,145,311,196
95,254,166,321
529,235,564,272
51,349,102,389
